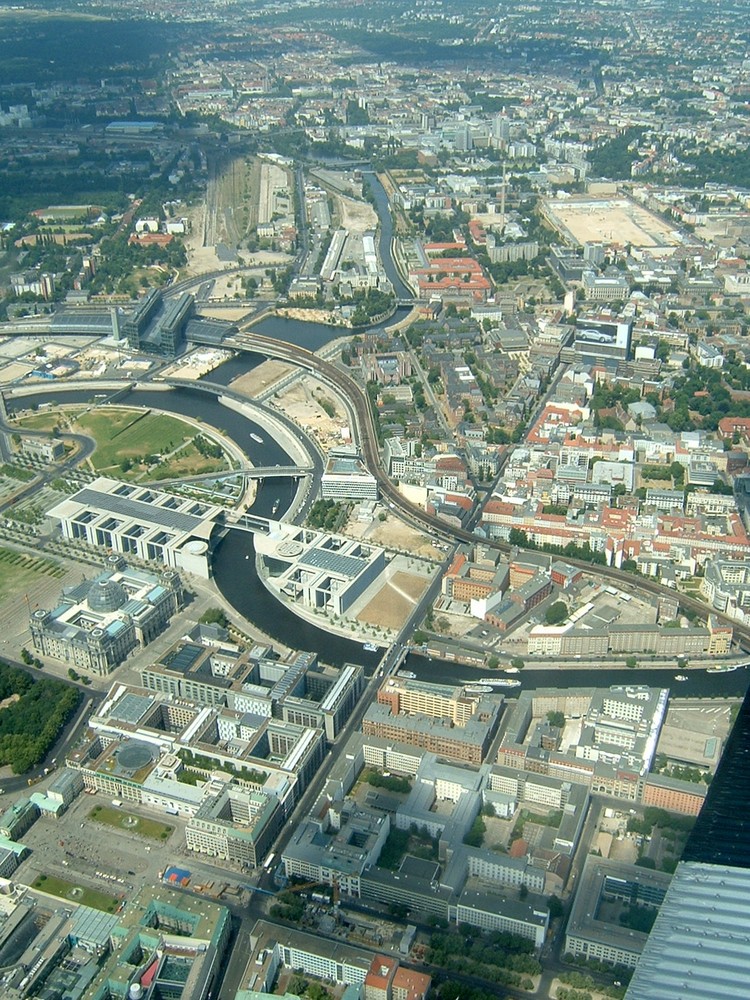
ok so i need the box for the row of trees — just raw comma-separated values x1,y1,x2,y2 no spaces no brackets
508,528,607,566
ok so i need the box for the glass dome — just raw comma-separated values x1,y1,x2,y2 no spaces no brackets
87,577,128,613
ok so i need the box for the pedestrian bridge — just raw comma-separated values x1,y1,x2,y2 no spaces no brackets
225,512,274,534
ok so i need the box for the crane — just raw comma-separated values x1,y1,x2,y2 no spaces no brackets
280,878,340,905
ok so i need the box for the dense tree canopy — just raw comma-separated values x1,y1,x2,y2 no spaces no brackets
0,662,80,774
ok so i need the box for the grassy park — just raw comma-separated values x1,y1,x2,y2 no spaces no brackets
15,405,231,480
31,873,121,912
75,407,194,470
89,804,174,841
0,548,65,601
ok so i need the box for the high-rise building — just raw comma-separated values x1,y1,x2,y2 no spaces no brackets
625,685,750,999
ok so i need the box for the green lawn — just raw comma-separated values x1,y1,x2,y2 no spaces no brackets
15,405,231,481
75,407,194,470
89,804,174,841
12,412,63,433
138,438,227,480
32,873,121,912
0,547,65,601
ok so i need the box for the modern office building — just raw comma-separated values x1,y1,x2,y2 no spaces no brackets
48,476,222,578
284,731,582,940
255,523,386,617
1,885,230,1000
123,287,195,357
66,682,326,845
321,448,379,501
625,684,750,1000
283,801,390,896
185,784,283,869
456,889,548,945
363,679,502,765
243,921,430,998
702,557,750,614
122,287,162,347
139,631,364,741
497,687,669,802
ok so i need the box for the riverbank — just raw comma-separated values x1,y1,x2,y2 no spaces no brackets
275,307,347,326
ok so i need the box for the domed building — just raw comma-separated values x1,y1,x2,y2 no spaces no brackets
87,577,129,614
29,561,184,676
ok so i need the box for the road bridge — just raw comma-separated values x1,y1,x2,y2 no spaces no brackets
145,465,312,489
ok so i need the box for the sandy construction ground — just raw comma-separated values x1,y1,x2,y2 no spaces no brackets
544,196,679,247
346,511,444,560
430,608,482,639
356,573,427,630
336,193,378,233
183,202,222,274
259,162,290,226
197,306,256,323
230,359,295,398
161,348,234,381
276,307,346,326
272,375,350,448
390,570,430,601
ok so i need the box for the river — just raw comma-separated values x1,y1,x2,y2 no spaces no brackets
8,385,381,669
10,382,750,692
9,173,750,694
401,651,750,699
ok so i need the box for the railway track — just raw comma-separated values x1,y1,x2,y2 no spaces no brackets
228,330,750,650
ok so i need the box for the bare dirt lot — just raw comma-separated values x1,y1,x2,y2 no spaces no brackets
271,375,350,449
183,202,222,275
230,359,295,398
390,570,430,601
356,577,423,630
335,193,378,233
543,196,680,247
276,306,347,326
346,511,444,560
